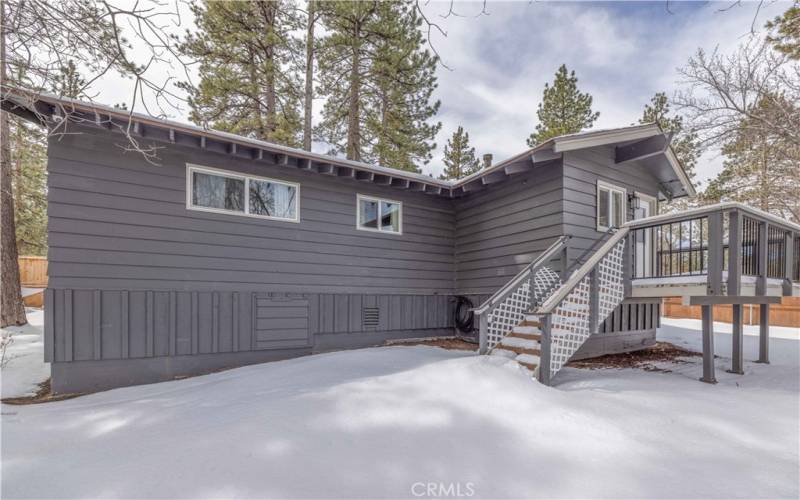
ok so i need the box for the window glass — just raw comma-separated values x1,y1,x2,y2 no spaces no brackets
381,201,400,232
612,190,624,227
360,199,379,229
249,179,297,219
598,188,610,228
192,171,244,212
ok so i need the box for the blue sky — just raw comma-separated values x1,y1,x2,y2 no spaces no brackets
94,0,790,188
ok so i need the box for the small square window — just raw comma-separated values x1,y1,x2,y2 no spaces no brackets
357,195,402,234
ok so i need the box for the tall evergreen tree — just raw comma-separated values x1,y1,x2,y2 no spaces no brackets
767,3,800,60
703,96,800,223
439,126,481,180
527,64,599,147
10,119,47,256
180,0,303,147
639,92,700,181
316,0,440,171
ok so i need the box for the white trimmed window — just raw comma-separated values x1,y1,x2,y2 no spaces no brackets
597,180,626,230
187,165,299,222
357,194,402,234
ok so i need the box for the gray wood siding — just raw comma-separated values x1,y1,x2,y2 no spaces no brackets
44,289,453,364
46,126,456,295
453,162,565,295
561,146,662,261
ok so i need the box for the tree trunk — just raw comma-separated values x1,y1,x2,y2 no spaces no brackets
264,1,277,139
303,0,314,151
346,38,361,161
0,0,28,327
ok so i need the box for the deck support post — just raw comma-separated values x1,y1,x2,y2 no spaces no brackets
707,211,724,296
784,231,794,296
538,314,552,386
757,304,770,364
700,304,717,384
478,312,488,355
728,304,744,374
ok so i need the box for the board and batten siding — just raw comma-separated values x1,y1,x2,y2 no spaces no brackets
44,126,457,392
453,161,565,296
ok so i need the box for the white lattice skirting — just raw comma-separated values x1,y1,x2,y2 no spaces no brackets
486,266,561,350
548,239,626,377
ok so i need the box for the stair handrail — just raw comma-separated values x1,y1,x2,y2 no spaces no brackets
537,228,629,315
474,235,570,316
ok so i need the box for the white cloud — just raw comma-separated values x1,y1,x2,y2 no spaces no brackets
86,0,789,186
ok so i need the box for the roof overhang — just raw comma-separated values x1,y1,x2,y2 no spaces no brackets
1,86,456,197
1,86,695,199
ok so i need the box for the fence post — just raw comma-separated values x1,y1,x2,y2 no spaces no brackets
478,311,488,355
537,314,552,386
707,211,723,296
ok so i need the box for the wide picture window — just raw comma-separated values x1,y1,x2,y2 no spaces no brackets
357,195,401,234
188,166,298,222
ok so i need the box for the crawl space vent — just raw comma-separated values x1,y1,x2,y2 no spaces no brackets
363,307,380,329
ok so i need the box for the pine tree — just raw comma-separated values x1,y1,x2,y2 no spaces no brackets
767,3,800,60
52,60,87,98
702,96,800,223
316,0,440,171
439,126,481,180
180,0,303,147
527,64,599,147
639,92,700,181
10,119,47,255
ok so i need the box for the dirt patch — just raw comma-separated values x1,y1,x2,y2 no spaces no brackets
385,337,478,351
567,342,701,373
2,379,84,405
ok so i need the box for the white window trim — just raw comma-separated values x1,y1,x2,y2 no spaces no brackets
596,180,627,231
634,191,658,217
356,194,403,235
186,164,300,223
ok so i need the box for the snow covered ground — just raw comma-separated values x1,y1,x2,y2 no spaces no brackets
1,317,798,499
1,309,48,398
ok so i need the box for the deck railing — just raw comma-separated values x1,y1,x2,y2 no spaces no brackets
627,203,800,292
474,236,570,354
533,202,799,385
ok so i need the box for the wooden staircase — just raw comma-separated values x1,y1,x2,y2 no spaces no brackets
489,315,543,375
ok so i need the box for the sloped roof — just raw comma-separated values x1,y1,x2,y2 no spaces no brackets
1,86,694,198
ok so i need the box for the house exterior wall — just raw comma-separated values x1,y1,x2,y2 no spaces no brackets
561,147,664,357
42,126,672,392
44,126,457,392
453,160,565,296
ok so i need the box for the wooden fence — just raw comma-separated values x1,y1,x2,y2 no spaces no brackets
18,256,47,307
663,296,800,328
19,256,48,287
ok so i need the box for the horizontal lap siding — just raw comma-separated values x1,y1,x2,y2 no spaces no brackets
454,162,565,295
562,147,661,260
47,127,456,295
563,148,664,337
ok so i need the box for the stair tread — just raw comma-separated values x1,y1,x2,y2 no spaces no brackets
516,353,541,365
507,332,542,341
500,336,540,349
512,325,541,334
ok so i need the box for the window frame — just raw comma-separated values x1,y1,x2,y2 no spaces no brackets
596,180,627,231
186,164,300,223
356,194,403,235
